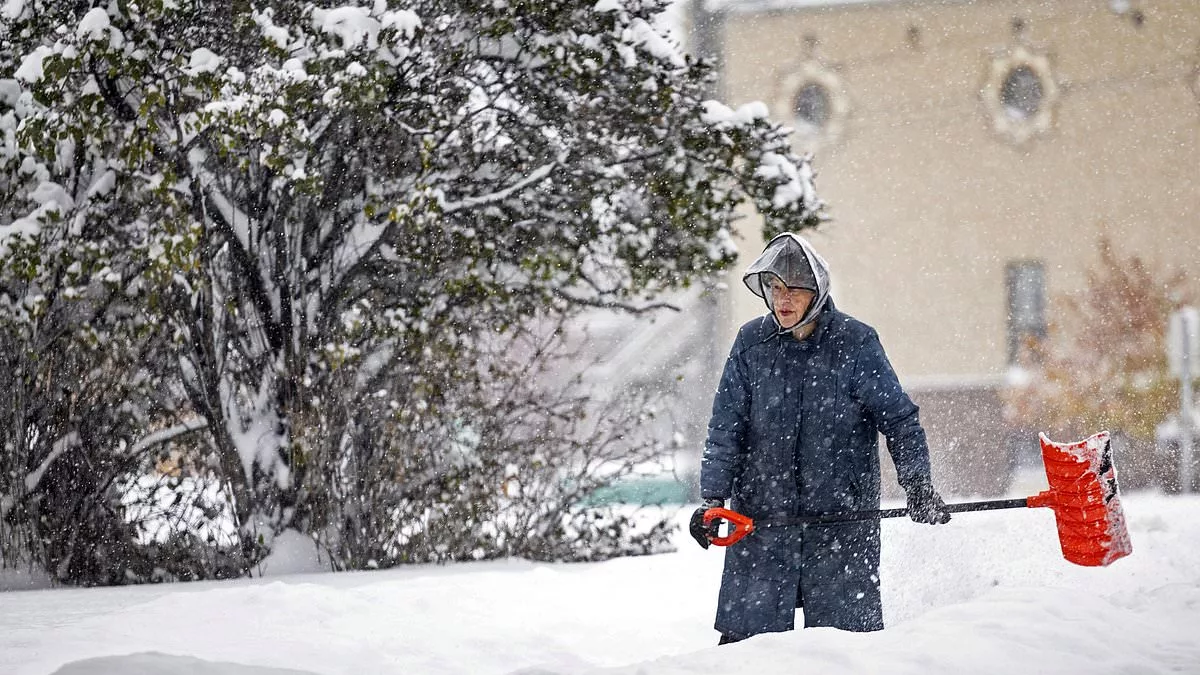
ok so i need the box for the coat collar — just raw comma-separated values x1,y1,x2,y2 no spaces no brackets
782,298,838,345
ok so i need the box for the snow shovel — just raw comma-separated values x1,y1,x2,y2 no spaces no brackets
703,431,1132,567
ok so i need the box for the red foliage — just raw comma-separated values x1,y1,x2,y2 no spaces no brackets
1004,238,1193,446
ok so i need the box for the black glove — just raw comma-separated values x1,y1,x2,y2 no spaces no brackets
906,483,951,525
689,498,725,549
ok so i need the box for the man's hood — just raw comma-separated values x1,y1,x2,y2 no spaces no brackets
741,232,831,331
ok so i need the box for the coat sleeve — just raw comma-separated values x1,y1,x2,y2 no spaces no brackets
700,333,752,500
851,328,934,493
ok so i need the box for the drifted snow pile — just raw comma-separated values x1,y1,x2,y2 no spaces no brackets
1,493,1197,675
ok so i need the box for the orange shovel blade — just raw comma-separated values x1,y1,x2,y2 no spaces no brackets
1028,431,1133,567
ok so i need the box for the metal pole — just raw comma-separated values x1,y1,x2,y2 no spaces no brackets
1181,329,1194,494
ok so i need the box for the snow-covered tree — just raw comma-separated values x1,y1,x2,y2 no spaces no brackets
1,0,823,580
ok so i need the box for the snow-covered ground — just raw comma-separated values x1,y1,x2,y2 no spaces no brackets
2,492,1198,675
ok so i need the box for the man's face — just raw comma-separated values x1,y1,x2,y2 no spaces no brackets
766,276,815,327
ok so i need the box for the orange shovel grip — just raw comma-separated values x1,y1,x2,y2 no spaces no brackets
703,507,755,547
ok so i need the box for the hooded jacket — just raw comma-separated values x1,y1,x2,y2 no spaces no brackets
701,233,935,636
742,232,831,331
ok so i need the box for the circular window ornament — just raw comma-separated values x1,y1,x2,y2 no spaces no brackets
982,47,1059,145
775,62,849,151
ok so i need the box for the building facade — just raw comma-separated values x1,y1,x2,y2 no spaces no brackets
696,0,1200,495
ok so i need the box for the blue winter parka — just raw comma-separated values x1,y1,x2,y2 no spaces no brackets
700,301,935,637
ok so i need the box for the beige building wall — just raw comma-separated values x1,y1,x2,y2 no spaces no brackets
708,0,1200,494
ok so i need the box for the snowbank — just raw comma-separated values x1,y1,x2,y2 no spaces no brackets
1,493,1197,675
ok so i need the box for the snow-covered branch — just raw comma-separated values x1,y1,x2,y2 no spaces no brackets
24,432,79,493
128,417,209,455
551,287,681,314
439,161,558,215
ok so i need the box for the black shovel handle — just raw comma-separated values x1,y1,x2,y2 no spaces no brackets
705,499,1039,546
758,498,1031,526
